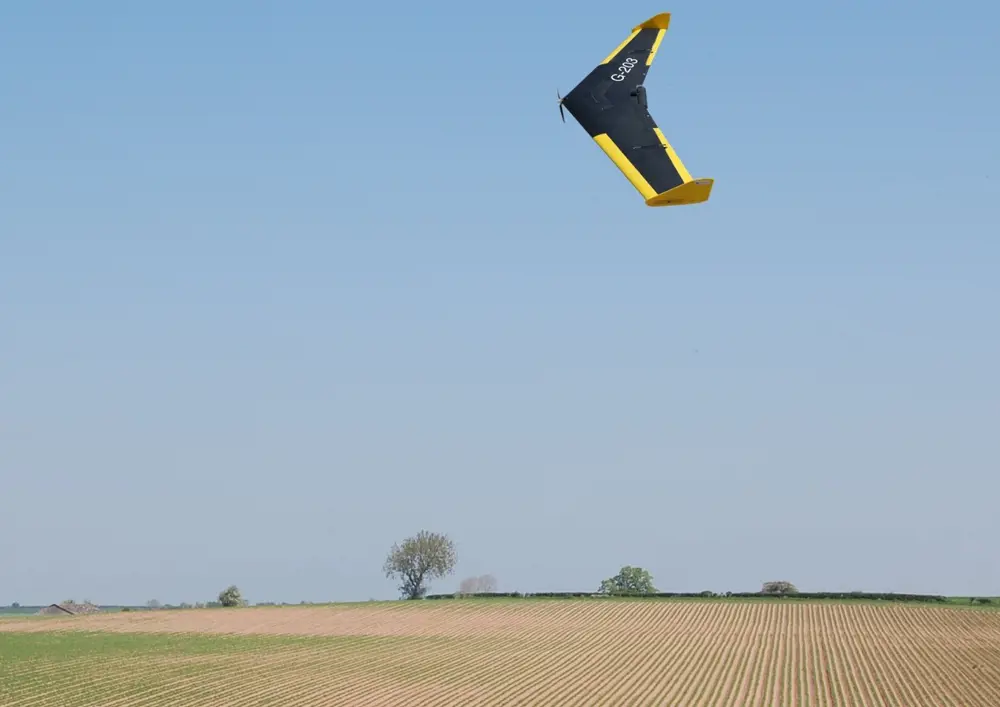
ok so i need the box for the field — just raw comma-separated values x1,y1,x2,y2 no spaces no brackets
2,599,1000,706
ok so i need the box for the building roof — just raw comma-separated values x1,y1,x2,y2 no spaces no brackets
36,602,101,615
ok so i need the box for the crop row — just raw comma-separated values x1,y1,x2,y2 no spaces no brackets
425,590,952,602
2,602,999,705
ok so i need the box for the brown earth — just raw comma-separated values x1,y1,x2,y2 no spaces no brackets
3,600,1000,705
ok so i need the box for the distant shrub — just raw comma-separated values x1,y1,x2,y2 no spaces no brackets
761,581,799,595
457,574,499,596
599,566,657,595
217,586,246,608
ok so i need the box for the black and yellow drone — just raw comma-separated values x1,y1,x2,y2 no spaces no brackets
558,13,714,207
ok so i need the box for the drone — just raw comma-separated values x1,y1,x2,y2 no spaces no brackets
558,13,714,207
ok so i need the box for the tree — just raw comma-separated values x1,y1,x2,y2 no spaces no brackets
146,599,161,609
598,566,657,595
458,574,498,596
218,585,246,607
383,530,457,599
761,581,798,595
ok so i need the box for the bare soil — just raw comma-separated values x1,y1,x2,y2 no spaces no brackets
3,600,1000,705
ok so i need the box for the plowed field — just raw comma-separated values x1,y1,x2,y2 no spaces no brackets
2,599,999,705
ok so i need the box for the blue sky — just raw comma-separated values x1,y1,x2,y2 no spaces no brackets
2,0,998,605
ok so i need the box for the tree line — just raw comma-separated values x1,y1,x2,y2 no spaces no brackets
84,529,990,609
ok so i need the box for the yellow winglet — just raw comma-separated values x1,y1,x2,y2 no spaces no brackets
632,13,671,31
645,178,714,207
601,12,671,65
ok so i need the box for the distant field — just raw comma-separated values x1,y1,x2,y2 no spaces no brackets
2,599,1000,705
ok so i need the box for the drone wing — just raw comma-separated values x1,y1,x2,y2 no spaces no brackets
560,13,713,207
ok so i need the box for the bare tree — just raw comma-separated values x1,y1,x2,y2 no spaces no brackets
458,574,498,596
383,530,457,599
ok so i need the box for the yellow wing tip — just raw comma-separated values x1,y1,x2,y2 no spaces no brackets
632,13,671,31
645,178,714,207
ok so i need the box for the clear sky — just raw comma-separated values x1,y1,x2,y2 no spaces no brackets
2,0,998,606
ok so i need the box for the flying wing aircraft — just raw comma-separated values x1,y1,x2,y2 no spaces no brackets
558,13,713,207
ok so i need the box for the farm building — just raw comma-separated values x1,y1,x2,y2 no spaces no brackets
36,602,101,616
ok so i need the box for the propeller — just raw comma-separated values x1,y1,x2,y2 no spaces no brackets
557,89,566,123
